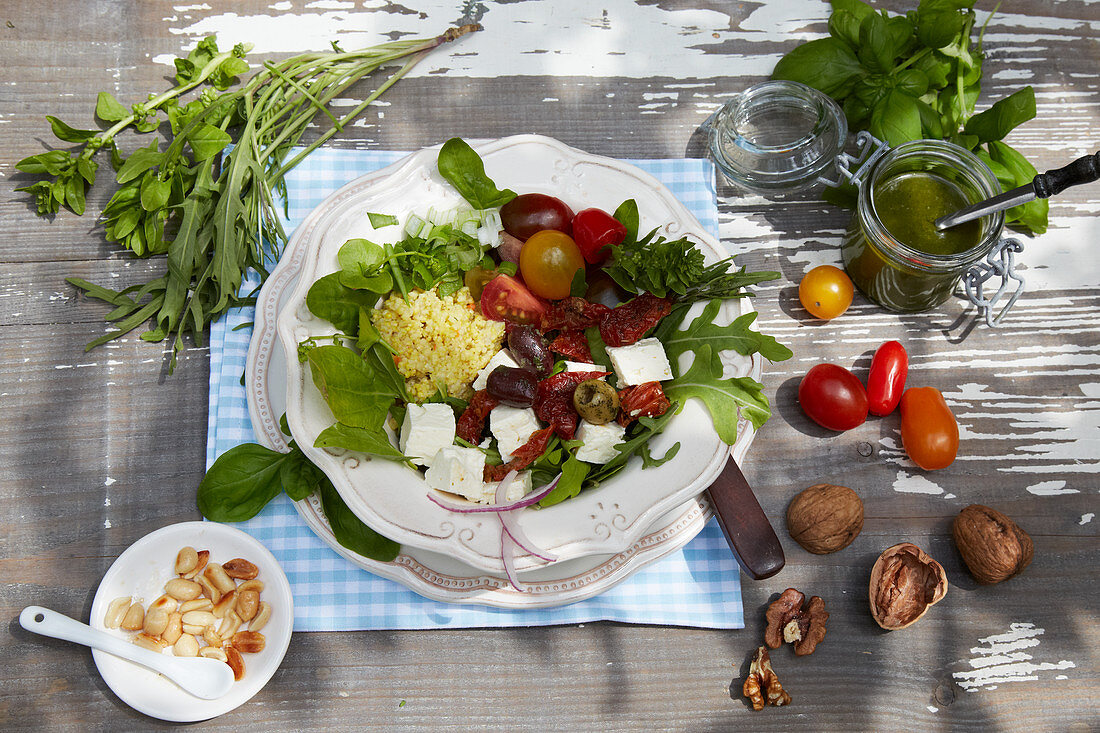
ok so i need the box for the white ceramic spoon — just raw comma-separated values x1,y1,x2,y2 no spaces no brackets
19,606,235,700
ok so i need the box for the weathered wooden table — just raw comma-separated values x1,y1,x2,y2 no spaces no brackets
2,1,1096,730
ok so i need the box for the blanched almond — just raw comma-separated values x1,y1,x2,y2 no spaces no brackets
165,578,201,601
121,602,145,631
175,546,198,576
249,602,271,632
204,563,236,594
173,633,199,657
222,558,259,580
182,549,210,580
225,645,245,681
133,633,166,653
213,590,237,619
231,630,266,654
161,612,183,645
104,597,131,629
236,590,259,622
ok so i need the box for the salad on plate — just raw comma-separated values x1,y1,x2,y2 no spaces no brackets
288,138,791,585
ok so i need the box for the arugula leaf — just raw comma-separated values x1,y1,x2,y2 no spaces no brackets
654,300,793,367
197,442,288,522
437,137,516,209
664,346,771,444
318,477,401,561
538,453,590,507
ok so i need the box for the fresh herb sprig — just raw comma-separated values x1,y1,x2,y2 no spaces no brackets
772,0,1046,234
17,26,480,370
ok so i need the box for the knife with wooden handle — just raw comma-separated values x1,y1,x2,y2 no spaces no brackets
706,456,785,580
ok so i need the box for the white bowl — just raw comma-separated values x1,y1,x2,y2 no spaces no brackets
89,521,293,722
276,134,762,573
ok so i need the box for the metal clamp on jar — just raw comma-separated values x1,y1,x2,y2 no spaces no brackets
703,81,1025,326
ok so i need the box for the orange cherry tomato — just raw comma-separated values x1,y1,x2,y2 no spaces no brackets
798,265,854,319
900,387,959,470
519,230,585,300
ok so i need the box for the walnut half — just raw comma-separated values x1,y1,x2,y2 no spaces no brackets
764,588,829,655
743,646,791,711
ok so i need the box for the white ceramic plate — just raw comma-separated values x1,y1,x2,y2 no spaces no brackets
247,234,752,607
275,134,763,573
89,522,293,722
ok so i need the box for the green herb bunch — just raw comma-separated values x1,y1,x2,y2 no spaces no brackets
16,26,480,370
772,0,1047,234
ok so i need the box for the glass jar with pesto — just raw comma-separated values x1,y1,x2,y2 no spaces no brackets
841,140,1005,312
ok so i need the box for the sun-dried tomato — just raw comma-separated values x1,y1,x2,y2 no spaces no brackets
549,330,593,362
484,426,554,482
617,381,672,427
535,369,609,439
599,293,672,347
456,389,499,444
540,296,610,333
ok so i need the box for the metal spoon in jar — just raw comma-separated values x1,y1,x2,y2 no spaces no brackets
19,606,235,700
935,151,1099,230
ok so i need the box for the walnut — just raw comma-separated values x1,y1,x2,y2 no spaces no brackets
869,542,948,630
743,646,791,711
764,588,828,655
786,483,864,554
952,504,1033,584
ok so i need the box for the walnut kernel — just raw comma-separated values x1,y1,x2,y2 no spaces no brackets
764,588,828,655
743,646,790,711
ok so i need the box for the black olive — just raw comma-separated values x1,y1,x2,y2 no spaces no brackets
507,325,553,377
486,366,538,408
572,379,620,425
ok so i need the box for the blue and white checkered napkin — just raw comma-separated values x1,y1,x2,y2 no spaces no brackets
207,148,744,631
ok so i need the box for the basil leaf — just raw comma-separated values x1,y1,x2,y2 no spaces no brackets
871,90,922,145
772,37,862,97
612,198,640,244
980,141,1048,234
437,137,516,209
318,477,400,561
197,443,288,522
963,87,1036,143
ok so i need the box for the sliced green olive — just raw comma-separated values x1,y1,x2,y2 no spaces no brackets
572,379,620,425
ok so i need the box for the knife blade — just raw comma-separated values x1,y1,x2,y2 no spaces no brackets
706,456,785,580
935,150,1099,230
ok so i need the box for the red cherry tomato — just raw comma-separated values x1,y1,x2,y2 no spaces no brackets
571,207,627,264
500,193,574,241
798,363,869,431
867,340,908,416
479,274,548,325
519,230,585,300
900,387,959,470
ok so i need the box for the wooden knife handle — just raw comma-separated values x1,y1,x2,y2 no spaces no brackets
706,457,785,580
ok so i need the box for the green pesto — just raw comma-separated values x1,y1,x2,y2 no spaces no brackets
874,172,981,255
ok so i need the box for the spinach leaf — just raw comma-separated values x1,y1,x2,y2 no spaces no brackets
338,238,394,293
307,345,395,429
314,422,408,462
197,442,288,522
963,86,1036,143
318,477,401,561
437,137,516,209
306,272,379,335
278,449,326,500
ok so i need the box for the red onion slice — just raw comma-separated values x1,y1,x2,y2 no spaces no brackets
500,528,526,591
500,511,558,563
425,473,560,514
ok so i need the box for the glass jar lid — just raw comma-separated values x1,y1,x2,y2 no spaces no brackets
706,80,848,194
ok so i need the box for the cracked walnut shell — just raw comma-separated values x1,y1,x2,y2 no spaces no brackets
743,646,790,711
952,504,1033,585
764,588,828,655
869,542,948,630
786,483,864,554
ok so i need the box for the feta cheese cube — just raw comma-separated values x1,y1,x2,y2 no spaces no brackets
424,446,486,502
399,403,456,466
574,420,627,464
487,470,533,503
605,337,672,386
472,348,519,390
490,405,542,462
563,360,603,373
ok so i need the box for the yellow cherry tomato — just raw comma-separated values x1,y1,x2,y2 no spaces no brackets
519,230,585,300
798,265,854,319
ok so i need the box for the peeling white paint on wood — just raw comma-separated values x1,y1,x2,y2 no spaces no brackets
1025,480,1079,496
953,623,1076,692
